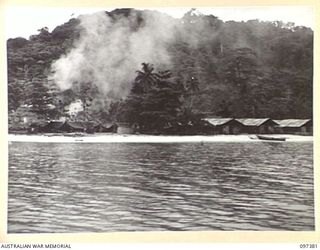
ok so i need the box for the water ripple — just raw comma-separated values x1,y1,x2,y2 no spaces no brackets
8,141,314,232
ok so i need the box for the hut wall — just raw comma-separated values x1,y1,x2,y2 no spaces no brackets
214,126,223,134
219,125,230,134
244,126,257,134
60,122,85,133
95,124,117,133
231,125,242,134
222,125,230,134
303,122,312,134
275,127,284,134
221,124,240,134
258,124,276,134
74,127,85,132
198,124,214,135
282,127,301,134
267,125,276,133
216,122,243,134
207,127,215,135
258,125,268,134
282,125,312,135
41,121,64,133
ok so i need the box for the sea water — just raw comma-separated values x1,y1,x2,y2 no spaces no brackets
8,141,314,232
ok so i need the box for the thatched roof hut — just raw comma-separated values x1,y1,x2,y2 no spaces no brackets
94,123,117,133
236,118,277,134
41,121,65,133
204,118,243,134
41,121,98,133
273,119,312,134
61,122,85,132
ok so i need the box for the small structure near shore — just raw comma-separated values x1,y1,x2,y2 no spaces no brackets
204,118,243,134
236,118,277,134
28,121,49,134
60,121,88,133
94,123,117,133
40,121,96,133
12,117,313,136
163,121,209,135
273,119,312,135
117,122,134,134
40,121,65,133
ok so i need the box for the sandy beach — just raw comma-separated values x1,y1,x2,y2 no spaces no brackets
7,134,313,143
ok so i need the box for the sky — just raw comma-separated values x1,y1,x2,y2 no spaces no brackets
5,6,314,39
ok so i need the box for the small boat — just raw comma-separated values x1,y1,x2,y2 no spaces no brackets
63,132,85,137
256,135,286,141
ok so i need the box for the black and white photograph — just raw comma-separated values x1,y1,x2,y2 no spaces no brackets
5,5,315,235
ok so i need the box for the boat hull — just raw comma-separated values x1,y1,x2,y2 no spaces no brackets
256,135,286,141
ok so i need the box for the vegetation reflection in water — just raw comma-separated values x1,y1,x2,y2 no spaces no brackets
8,141,314,233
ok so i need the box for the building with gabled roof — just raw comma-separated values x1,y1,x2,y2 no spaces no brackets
94,123,117,133
41,121,97,133
40,121,65,133
236,118,277,134
273,119,312,134
204,118,244,134
61,121,86,132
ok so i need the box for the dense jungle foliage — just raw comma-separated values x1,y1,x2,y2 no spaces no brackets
7,8,313,130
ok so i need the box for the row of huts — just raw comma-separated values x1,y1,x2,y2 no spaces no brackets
28,118,312,135
202,118,312,135
149,118,312,135
29,121,117,134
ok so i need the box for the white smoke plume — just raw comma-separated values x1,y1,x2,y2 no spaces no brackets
50,10,178,99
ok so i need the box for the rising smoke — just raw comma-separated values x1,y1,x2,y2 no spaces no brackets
50,10,178,99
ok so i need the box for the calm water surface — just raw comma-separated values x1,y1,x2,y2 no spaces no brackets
8,141,314,233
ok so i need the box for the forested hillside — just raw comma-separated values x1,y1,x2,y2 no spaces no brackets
7,8,313,129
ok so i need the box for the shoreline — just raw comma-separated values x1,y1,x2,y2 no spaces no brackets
7,134,313,143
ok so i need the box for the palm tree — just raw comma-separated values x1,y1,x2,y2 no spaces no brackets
133,63,158,93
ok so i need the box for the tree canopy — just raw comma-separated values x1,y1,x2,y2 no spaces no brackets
7,8,313,131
